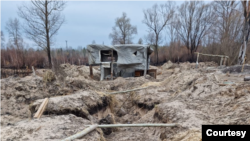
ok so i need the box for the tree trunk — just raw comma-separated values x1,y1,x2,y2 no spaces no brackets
238,17,249,65
238,37,247,65
45,0,52,69
190,49,194,62
156,45,158,65
156,34,159,65
47,48,52,68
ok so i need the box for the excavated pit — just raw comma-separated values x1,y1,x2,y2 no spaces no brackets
43,109,89,119
29,91,113,121
2,62,250,141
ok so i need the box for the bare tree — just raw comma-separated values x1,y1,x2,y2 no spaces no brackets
18,0,66,68
237,1,250,65
174,1,215,61
144,32,156,45
92,40,96,44
0,31,5,66
167,16,178,45
5,18,24,68
143,2,175,64
213,1,243,65
109,12,137,45
1,31,5,48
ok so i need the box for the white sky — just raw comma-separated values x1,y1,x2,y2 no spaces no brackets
1,1,188,49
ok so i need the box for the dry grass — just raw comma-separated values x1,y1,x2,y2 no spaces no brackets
43,70,56,83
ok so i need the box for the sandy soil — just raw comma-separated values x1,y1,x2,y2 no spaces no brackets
1,62,250,141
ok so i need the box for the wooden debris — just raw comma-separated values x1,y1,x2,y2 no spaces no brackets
62,125,98,141
34,98,49,119
87,123,177,128
35,126,42,132
213,74,218,82
223,57,227,65
32,66,36,76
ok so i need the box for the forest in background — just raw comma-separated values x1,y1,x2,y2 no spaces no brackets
1,1,249,69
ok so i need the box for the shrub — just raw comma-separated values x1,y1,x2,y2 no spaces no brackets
43,70,56,82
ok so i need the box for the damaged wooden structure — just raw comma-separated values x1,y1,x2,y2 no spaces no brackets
87,44,156,80
195,52,229,66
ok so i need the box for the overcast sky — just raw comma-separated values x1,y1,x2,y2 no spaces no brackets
1,1,187,49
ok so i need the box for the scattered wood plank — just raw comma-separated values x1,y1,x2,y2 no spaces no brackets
34,98,49,119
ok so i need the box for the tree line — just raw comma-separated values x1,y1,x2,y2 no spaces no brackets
1,1,249,69
109,1,249,65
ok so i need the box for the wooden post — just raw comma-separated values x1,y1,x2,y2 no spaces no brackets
241,56,247,72
196,53,199,68
89,65,93,79
144,47,147,77
111,49,113,80
220,57,223,66
223,56,227,66
32,66,36,76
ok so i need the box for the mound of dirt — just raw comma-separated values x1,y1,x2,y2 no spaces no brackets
2,62,250,141
1,114,104,141
30,90,112,121
1,76,48,126
162,60,174,70
60,64,100,80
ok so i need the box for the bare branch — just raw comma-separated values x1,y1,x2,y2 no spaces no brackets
18,0,66,68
